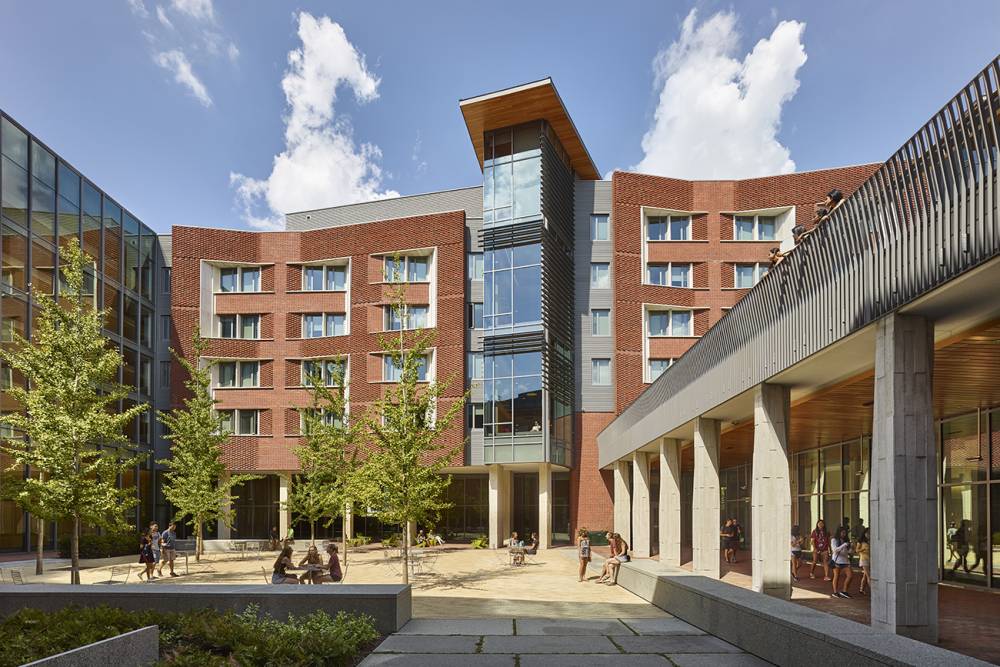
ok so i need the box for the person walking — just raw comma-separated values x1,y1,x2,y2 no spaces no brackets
137,532,156,582
158,521,178,578
790,525,803,582
721,519,739,564
830,526,853,598
149,522,161,578
577,528,591,582
856,528,871,595
809,519,831,581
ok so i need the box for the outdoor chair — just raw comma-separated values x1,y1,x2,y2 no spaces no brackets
96,565,130,585
261,566,271,584
0,569,7,583
9,569,24,585
245,542,262,560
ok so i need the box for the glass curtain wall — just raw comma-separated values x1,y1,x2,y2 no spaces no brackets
483,351,543,462
792,437,870,553
720,463,751,549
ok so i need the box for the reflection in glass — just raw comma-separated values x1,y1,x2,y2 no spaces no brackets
1,224,27,292
942,483,988,585
30,240,55,295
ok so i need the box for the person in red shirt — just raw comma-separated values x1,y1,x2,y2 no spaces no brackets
809,519,831,581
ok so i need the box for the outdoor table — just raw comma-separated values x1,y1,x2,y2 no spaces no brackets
300,564,325,583
508,546,526,566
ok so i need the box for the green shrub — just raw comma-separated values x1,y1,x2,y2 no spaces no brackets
587,531,609,546
0,604,379,667
346,534,372,548
470,535,489,549
57,529,140,559
382,533,402,547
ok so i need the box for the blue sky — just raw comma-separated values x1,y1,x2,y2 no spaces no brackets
1,1,998,233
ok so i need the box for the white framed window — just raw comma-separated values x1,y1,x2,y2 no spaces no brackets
303,313,346,338
648,309,693,337
301,407,344,433
383,355,428,382
302,359,346,386
384,255,430,283
303,264,347,291
734,263,769,288
648,358,674,381
384,305,428,331
218,314,259,339
467,352,484,380
734,214,777,241
592,358,611,386
218,409,259,435
218,266,261,293
216,360,259,388
648,215,691,241
591,309,611,336
646,262,692,287
467,253,484,280
590,214,609,241
590,263,610,288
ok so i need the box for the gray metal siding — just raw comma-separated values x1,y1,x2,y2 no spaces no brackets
574,180,615,412
597,57,1000,467
285,186,483,230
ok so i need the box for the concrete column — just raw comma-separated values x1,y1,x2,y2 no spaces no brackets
659,438,682,567
278,474,291,540
751,383,792,599
613,459,631,546
871,314,937,642
217,471,231,540
692,417,721,579
489,464,502,548
343,503,354,540
631,452,651,558
538,463,552,549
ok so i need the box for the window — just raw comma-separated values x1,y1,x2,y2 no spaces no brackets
468,302,483,329
734,214,777,241
215,360,259,388
303,264,347,291
240,314,259,339
303,313,346,337
218,409,234,433
239,361,259,387
483,244,542,331
467,402,485,430
302,408,344,433
591,309,610,336
219,266,261,292
384,305,427,331
219,315,236,338
160,360,170,388
467,352,484,380
238,409,258,435
218,314,259,339
734,263,768,288
648,358,673,380
384,255,430,283
161,267,171,293
302,359,345,386
467,253,484,280
217,361,236,387
590,214,609,241
407,256,428,282
590,263,610,288
592,358,611,386
647,215,690,241
648,309,693,337
646,263,691,287
484,351,543,438
482,126,541,226
383,354,428,382
161,314,171,341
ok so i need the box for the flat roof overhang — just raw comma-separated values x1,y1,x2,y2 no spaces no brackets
459,78,600,180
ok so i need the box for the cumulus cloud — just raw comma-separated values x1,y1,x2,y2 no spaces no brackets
227,42,240,62
632,9,806,180
230,12,398,230
155,5,174,29
155,50,213,107
171,0,214,22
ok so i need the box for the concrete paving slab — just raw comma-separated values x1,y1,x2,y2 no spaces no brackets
520,655,671,666
373,635,480,654
614,635,743,654
398,618,513,635
667,654,773,666
360,655,514,666
620,617,705,635
515,618,631,635
482,635,620,654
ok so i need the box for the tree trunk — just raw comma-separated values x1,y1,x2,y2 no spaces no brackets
311,521,315,546
35,515,44,575
195,522,202,562
402,527,409,585
70,515,80,585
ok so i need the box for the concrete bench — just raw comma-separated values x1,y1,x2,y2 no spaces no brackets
0,583,410,635
616,560,987,666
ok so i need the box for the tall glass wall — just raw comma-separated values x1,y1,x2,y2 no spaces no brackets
483,351,543,463
792,437,870,549
482,125,540,227
0,112,160,551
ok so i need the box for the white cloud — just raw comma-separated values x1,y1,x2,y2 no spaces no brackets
170,0,214,22
155,50,213,107
631,9,807,180
230,12,398,230
155,5,174,29
227,42,240,62
127,0,149,18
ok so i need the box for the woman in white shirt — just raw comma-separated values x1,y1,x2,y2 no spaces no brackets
829,526,854,599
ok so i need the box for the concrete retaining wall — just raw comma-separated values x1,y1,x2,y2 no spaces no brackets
616,560,987,667
22,626,158,667
0,583,410,635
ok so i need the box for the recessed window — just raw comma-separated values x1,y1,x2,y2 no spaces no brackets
647,263,691,287
590,263,610,288
239,361,259,387
648,358,674,381
301,407,344,433
648,215,691,241
160,360,170,388
383,354,428,382
218,314,259,339
592,358,611,386
468,253,484,280
467,402,485,430
161,314,171,341
303,264,347,291
384,305,428,331
218,409,259,435
648,309,693,337
734,215,777,241
383,255,430,283
467,352,484,379
216,360,259,388
302,359,345,386
161,267,171,293
591,309,611,336
303,313,346,338
590,214,609,241
468,302,483,329
734,263,769,288
219,266,261,293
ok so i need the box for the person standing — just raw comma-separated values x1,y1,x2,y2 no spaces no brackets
809,519,831,581
158,521,178,578
149,522,161,578
830,526,853,598
577,528,591,582
790,525,803,582
856,528,871,595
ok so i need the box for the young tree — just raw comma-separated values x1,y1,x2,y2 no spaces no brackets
352,281,466,584
0,243,146,583
285,357,360,561
158,329,258,560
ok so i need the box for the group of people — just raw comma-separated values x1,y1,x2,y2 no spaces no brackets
720,518,744,563
415,529,446,548
271,542,343,584
576,529,630,586
791,518,871,598
137,521,178,582
506,531,539,565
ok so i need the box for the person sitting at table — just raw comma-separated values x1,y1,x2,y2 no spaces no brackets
271,546,300,584
297,544,323,584
314,543,343,584
416,529,428,547
506,531,522,548
524,532,539,555
427,529,445,546
507,531,525,565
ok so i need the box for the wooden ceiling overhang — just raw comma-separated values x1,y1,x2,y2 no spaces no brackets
460,78,600,181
